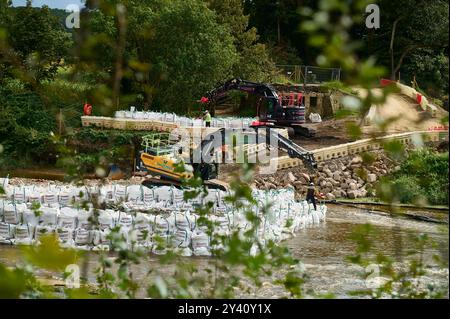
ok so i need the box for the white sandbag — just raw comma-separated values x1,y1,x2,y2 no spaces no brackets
154,186,172,203
114,185,127,202
13,187,26,203
309,112,322,123
58,190,73,206
172,188,184,204
172,229,191,248
126,185,142,202
174,212,191,231
191,231,210,256
142,187,155,203
56,227,74,245
13,224,33,245
92,229,111,246
117,211,133,229
23,209,40,227
0,222,14,241
28,191,42,204
34,225,55,242
153,215,171,235
42,190,58,205
98,210,114,230
40,206,58,226
77,210,93,229
203,189,218,206
74,228,91,246
58,207,78,229
3,203,23,224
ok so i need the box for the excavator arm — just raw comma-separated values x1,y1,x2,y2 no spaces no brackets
204,78,280,109
196,127,317,172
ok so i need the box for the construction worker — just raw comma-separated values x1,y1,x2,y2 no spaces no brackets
306,182,317,211
83,102,92,116
203,110,212,127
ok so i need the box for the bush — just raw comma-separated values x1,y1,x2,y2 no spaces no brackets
390,176,424,204
386,150,449,205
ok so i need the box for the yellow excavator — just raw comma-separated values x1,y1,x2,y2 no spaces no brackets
136,128,317,190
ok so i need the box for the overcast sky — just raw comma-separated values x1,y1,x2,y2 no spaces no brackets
12,0,85,9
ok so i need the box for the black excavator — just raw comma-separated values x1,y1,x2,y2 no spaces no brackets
201,78,316,137
137,127,317,191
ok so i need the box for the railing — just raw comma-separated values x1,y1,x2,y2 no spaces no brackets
276,65,341,85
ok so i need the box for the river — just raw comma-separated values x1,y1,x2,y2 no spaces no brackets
0,205,448,298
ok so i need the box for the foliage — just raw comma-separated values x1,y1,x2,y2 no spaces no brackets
0,1,72,86
381,150,449,205
0,92,56,167
207,0,278,82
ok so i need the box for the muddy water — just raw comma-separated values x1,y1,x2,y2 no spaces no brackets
0,205,448,298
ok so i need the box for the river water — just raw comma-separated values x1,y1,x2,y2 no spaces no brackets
0,205,448,298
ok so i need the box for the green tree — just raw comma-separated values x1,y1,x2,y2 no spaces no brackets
368,0,449,88
78,0,238,113
207,0,277,81
4,1,71,86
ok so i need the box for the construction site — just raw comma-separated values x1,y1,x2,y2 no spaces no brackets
0,0,448,302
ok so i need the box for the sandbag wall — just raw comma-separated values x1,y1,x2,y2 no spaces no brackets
0,179,326,256
115,110,255,129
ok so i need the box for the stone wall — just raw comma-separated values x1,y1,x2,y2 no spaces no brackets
254,150,398,200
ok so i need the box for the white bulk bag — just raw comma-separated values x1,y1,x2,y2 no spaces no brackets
92,229,111,246
172,188,184,205
4,203,23,225
28,191,42,204
173,229,191,248
309,112,322,123
42,190,58,205
77,210,93,229
98,210,114,230
13,187,26,203
153,215,171,235
114,185,127,202
58,207,78,229
34,225,55,242
74,228,91,245
191,231,210,256
133,213,152,244
14,224,33,245
154,186,172,203
117,211,133,229
56,227,74,245
23,209,40,227
0,222,14,242
40,206,58,226
58,189,72,206
142,187,155,203
126,185,142,202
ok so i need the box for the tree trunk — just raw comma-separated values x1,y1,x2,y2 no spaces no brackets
277,16,281,44
389,17,402,80
112,4,127,111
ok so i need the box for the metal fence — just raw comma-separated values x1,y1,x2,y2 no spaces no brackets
276,65,341,85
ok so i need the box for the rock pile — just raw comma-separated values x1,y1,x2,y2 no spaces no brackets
254,150,398,200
